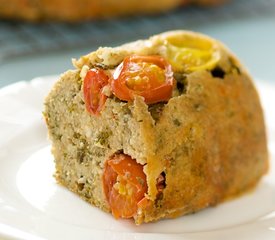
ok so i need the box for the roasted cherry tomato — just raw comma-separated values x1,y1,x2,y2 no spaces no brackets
164,36,220,72
111,55,174,104
83,69,109,115
103,154,147,219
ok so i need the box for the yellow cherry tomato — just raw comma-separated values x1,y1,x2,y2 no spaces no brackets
164,35,220,72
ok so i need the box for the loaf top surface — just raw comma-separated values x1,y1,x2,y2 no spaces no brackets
73,30,232,73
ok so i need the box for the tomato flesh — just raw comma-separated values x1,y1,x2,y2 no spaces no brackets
103,154,147,219
83,69,109,115
111,55,174,104
164,36,219,72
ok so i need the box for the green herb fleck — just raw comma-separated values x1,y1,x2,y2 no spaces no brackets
173,118,181,126
95,130,112,147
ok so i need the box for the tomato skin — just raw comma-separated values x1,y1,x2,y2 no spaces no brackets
83,69,109,115
111,55,174,104
103,163,118,203
103,154,147,219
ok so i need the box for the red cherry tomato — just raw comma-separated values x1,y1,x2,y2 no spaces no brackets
103,154,147,219
111,55,174,104
83,69,109,115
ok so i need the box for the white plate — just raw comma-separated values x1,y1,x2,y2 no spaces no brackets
0,76,275,240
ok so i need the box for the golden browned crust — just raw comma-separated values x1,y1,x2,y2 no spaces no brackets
0,0,227,22
135,69,268,223
44,30,268,224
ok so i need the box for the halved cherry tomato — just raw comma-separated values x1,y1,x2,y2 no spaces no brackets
111,55,174,104
103,154,147,219
83,69,109,115
164,35,220,72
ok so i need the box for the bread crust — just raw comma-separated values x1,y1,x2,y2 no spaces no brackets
0,0,227,21
44,30,268,224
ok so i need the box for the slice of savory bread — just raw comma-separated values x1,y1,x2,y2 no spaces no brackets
44,30,268,224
